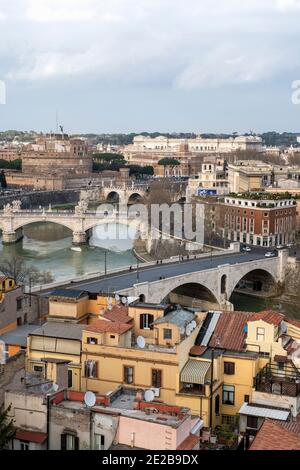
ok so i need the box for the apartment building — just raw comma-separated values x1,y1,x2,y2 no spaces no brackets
186,157,229,201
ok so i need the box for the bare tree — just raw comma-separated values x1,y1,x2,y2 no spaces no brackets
0,255,54,285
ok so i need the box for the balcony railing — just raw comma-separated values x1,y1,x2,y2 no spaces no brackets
254,363,300,398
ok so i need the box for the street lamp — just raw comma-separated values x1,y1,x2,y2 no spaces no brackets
104,250,107,276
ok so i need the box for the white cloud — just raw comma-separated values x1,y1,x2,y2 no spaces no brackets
1,0,300,89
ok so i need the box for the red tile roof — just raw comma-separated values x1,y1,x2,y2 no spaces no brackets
248,310,284,326
86,319,132,335
15,429,47,444
103,304,132,324
249,420,300,450
177,434,200,450
189,345,207,357
286,318,300,329
209,311,252,351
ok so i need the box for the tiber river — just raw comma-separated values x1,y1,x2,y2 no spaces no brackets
0,222,299,318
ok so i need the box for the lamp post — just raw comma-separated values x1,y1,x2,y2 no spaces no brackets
136,258,140,283
104,250,107,276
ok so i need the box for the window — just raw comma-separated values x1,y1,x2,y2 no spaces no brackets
33,365,43,373
124,366,134,384
87,337,98,345
256,327,265,341
222,385,235,405
224,362,235,375
163,328,172,340
20,441,29,451
140,313,154,330
110,335,115,339
221,415,235,428
84,360,98,378
247,416,258,429
94,434,105,450
17,298,22,310
68,369,73,388
61,433,79,451
152,369,162,388
244,394,250,403
215,394,220,415
17,317,22,326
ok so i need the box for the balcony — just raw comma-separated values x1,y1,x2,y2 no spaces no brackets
254,363,300,398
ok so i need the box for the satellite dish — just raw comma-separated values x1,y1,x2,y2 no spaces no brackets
137,336,146,349
84,391,96,408
144,389,155,402
191,320,197,329
108,296,113,304
41,382,53,394
115,294,120,301
185,324,192,336
121,297,127,305
180,327,185,335
52,383,59,392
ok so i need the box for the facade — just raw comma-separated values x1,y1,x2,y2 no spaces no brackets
0,147,22,161
220,194,296,247
24,287,300,433
186,157,229,201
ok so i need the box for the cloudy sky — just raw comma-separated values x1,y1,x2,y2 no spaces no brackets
0,0,300,133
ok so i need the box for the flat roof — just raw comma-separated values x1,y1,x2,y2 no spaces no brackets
30,322,85,340
49,289,89,300
0,324,43,347
239,403,290,421
154,308,195,327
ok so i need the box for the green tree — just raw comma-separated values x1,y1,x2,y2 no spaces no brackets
0,403,15,449
158,158,180,177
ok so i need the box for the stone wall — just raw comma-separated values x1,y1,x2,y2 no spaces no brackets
0,351,25,404
0,189,80,210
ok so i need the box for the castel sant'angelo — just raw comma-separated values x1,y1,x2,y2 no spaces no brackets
5,133,95,190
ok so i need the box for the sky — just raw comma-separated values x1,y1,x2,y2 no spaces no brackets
0,0,300,134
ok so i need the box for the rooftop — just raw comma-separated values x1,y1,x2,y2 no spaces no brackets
103,304,132,324
248,310,284,326
249,419,300,450
49,289,89,300
154,307,196,328
85,320,133,335
0,323,42,347
227,191,295,201
239,402,290,421
30,322,85,340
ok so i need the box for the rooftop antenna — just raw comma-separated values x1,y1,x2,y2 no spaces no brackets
56,109,59,134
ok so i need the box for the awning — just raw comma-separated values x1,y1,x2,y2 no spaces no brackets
180,359,211,384
239,403,290,421
15,429,47,444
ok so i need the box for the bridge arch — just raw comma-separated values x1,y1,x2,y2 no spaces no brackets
127,192,143,204
229,268,277,304
155,281,220,309
12,219,75,233
106,191,120,203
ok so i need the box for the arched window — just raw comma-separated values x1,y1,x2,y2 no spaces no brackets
221,274,227,294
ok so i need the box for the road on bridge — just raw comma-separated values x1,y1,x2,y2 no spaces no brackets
40,247,276,296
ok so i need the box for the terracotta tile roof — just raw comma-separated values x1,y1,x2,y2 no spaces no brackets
103,304,132,324
208,311,252,351
286,318,300,329
15,429,47,444
85,320,132,335
189,345,207,357
248,310,284,326
249,419,300,450
177,434,200,450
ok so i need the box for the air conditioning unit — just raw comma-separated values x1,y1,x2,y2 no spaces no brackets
151,387,160,397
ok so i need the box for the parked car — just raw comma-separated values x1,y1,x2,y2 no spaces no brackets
276,244,284,249
242,246,252,252
265,251,276,257
286,242,294,248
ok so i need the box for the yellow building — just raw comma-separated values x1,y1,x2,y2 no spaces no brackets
25,288,300,431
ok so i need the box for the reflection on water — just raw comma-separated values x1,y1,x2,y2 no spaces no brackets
231,292,300,320
0,222,137,283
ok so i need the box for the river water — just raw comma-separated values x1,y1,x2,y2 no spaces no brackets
0,222,137,283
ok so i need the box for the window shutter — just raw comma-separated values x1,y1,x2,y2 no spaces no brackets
74,436,79,450
61,434,67,450
140,314,144,329
149,314,154,330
